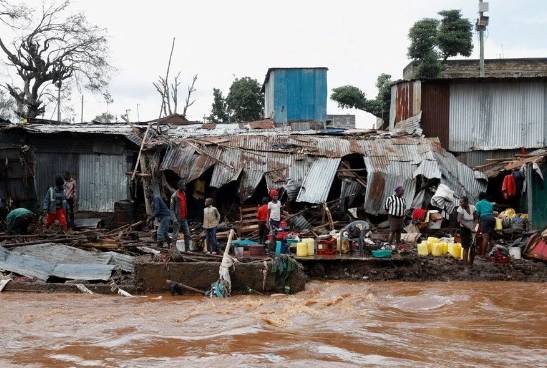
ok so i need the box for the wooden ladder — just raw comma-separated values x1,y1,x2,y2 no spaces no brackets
237,205,260,238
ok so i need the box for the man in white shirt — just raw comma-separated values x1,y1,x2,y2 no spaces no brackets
267,189,282,231
385,186,406,245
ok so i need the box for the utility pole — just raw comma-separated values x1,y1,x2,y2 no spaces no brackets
476,0,489,77
81,95,84,123
136,104,140,122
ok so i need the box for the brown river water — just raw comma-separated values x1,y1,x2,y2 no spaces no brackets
1,281,546,368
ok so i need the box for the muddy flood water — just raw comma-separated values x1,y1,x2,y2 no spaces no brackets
1,281,546,368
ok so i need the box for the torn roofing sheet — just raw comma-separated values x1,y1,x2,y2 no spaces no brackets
11,243,134,272
0,243,134,281
296,158,341,203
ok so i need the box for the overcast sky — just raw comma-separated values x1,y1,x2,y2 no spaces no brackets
3,0,547,127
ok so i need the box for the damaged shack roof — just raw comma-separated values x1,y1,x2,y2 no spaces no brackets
475,149,547,178
158,130,487,214
0,121,145,146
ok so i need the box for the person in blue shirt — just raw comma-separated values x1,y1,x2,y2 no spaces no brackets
474,192,495,256
146,188,172,248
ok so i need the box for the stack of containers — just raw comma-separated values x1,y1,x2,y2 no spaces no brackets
417,236,464,259
296,238,315,257
303,238,315,256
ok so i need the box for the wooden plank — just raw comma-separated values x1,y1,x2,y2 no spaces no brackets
241,207,257,213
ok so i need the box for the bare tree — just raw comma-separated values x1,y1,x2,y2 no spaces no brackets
151,38,198,118
0,0,111,119
154,72,198,118
182,74,197,118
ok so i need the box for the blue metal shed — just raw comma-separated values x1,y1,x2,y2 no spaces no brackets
263,67,327,126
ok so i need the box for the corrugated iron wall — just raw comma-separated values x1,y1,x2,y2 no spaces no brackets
35,152,129,212
35,153,79,205
79,154,129,212
449,80,547,152
421,81,450,149
389,81,421,129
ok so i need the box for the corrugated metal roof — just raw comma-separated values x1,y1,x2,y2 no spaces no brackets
414,160,441,179
434,151,487,200
159,132,486,212
296,158,340,203
393,112,423,136
1,123,144,146
449,80,547,152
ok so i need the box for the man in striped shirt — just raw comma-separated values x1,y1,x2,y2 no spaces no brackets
385,186,406,245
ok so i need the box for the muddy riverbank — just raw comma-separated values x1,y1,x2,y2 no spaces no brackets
1,281,545,367
302,256,547,282
2,254,546,295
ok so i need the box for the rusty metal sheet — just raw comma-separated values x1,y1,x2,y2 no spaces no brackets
421,81,449,149
160,145,197,181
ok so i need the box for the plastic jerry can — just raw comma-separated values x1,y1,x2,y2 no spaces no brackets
439,242,448,255
455,243,463,259
431,243,443,256
417,242,429,256
296,242,308,257
304,238,315,256
495,218,503,231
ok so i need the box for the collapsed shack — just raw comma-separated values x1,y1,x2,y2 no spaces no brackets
137,123,487,231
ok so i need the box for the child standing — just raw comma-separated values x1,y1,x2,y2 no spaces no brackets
268,189,282,232
203,198,221,254
43,176,68,231
256,197,269,244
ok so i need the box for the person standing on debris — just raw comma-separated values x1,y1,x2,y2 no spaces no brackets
171,180,192,250
457,196,477,267
63,171,77,229
203,198,221,254
146,188,172,247
475,192,496,256
257,197,269,245
6,208,35,234
385,186,406,245
43,176,68,231
268,189,282,232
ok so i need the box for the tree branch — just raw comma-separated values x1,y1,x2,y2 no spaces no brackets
182,74,197,118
